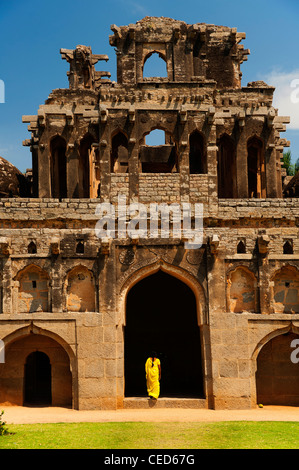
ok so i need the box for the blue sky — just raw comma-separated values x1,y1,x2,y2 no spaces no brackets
1,0,299,172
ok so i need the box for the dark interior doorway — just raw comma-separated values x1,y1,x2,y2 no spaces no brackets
50,136,67,199
125,270,204,398
24,351,52,405
256,332,299,406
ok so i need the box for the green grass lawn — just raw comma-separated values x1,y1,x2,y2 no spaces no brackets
0,421,299,449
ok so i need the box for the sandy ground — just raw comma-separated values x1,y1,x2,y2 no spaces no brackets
2,405,299,425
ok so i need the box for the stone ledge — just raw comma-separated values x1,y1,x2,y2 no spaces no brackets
123,397,207,409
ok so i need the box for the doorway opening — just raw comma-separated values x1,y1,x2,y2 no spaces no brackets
24,351,52,406
124,270,204,398
247,137,266,198
50,136,67,199
256,332,299,406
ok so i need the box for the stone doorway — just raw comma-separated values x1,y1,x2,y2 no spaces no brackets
256,332,299,406
124,270,204,399
24,351,52,405
0,333,72,407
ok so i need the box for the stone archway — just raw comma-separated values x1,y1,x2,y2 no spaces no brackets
0,333,73,407
256,332,299,406
124,269,205,399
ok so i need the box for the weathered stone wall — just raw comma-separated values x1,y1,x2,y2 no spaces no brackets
1,17,297,410
139,174,180,203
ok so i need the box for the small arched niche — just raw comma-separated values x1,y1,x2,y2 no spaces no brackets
66,266,96,312
237,240,246,254
227,266,258,313
28,241,37,254
272,265,299,313
283,240,293,255
17,265,49,313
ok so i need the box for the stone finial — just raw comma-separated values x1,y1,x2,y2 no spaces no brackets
60,45,109,90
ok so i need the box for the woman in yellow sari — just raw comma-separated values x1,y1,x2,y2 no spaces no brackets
145,351,161,400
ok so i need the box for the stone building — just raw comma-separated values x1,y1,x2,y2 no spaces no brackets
0,16,298,410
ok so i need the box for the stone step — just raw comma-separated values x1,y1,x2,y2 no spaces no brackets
123,397,207,409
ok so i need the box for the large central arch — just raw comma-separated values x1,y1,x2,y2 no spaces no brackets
124,269,205,398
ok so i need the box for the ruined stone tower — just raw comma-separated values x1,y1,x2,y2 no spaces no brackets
0,17,298,410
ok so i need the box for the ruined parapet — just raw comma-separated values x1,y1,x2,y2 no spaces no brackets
109,16,249,87
20,17,290,202
60,45,109,90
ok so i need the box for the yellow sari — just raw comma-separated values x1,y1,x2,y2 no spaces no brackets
145,357,161,399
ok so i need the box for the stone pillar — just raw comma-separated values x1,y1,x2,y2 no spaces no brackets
236,131,248,198
38,144,51,198
179,116,189,202
99,140,111,201
97,245,119,408
51,261,64,313
66,143,79,198
265,146,277,198
128,118,139,202
2,258,12,314
206,246,227,408
257,235,271,314
207,124,218,214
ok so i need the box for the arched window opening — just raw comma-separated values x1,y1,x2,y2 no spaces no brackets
247,137,266,198
111,132,129,173
217,134,237,198
189,131,207,174
140,129,177,173
237,240,246,254
50,136,67,199
79,134,94,198
24,351,52,406
28,241,37,254
143,52,167,79
145,129,166,146
283,240,293,254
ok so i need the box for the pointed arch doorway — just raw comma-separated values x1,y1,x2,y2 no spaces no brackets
256,332,299,406
124,270,204,398
24,351,52,406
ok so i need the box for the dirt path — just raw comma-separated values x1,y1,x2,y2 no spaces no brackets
2,405,299,424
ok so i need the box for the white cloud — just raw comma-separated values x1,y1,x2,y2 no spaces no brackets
263,69,299,129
